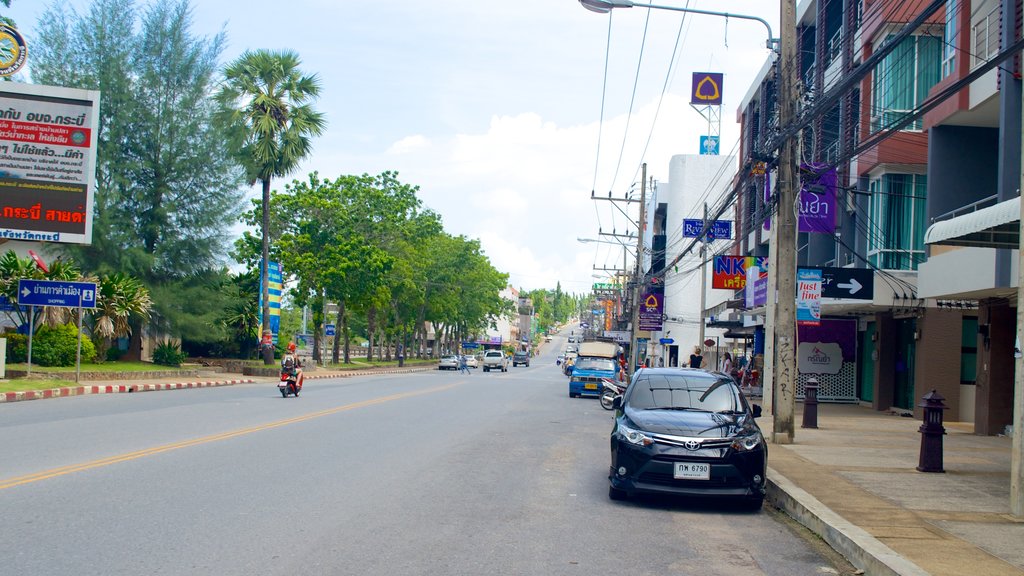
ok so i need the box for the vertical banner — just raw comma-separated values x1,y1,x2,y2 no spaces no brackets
796,268,822,326
604,299,613,331
638,291,663,331
799,163,837,234
259,261,284,343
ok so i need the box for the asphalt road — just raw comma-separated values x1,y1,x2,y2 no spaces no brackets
0,344,844,575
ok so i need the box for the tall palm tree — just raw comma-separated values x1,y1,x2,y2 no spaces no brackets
216,49,326,362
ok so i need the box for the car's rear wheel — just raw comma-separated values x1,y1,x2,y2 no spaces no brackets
608,485,627,501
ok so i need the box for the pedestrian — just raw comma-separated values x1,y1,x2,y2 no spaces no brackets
458,354,470,375
689,346,703,369
722,352,735,381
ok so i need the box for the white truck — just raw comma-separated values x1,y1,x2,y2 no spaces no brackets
482,349,509,372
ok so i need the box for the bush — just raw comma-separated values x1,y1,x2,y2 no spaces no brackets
32,323,96,367
153,341,188,367
4,332,27,363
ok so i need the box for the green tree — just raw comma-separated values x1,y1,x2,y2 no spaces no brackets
89,272,153,362
216,49,326,359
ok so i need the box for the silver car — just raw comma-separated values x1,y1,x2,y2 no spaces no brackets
438,355,459,370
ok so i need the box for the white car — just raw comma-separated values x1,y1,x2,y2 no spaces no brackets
438,355,459,370
482,350,509,372
464,354,479,369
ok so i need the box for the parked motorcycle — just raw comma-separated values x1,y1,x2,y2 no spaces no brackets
278,371,301,398
600,377,626,410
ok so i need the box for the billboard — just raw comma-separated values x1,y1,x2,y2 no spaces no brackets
259,261,284,343
690,72,723,105
799,163,837,234
712,256,768,290
0,83,100,244
638,291,663,331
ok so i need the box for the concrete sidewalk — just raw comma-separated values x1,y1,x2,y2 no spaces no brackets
0,364,433,403
761,402,1024,576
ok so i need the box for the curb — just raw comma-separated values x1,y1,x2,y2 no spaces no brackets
0,367,433,404
0,379,255,403
766,467,930,576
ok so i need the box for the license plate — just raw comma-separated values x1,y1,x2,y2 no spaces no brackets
674,462,711,480
584,383,598,390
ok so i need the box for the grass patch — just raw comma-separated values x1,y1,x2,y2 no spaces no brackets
0,378,82,392
5,361,188,373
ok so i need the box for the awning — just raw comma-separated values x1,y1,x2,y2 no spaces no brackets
924,196,1019,248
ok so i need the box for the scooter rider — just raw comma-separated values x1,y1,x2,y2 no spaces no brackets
282,342,304,391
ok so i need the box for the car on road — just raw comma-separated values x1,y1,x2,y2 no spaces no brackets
608,368,766,509
438,355,458,370
464,354,479,369
482,349,509,372
512,351,530,367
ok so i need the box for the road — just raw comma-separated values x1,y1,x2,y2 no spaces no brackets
0,340,846,575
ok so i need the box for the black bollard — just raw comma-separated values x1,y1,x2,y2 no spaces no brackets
917,389,948,473
801,378,819,429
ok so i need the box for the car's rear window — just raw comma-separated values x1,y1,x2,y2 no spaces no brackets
626,373,739,412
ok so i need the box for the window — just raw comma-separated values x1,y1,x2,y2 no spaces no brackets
942,0,957,78
871,33,942,132
867,174,927,270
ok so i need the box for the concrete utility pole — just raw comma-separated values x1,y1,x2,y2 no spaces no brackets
698,202,708,347
629,163,647,375
773,0,799,444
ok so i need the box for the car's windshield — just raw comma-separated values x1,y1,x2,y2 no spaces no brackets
626,373,739,412
573,357,616,371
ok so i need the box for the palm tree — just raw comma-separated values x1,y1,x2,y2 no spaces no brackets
89,272,153,362
216,49,326,362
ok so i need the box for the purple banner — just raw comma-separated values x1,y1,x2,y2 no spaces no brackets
638,291,663,331
797,318,857,361
764,171,771,231
799,163,837,234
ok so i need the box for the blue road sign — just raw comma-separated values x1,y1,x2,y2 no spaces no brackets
683,219,732,240
18,279,97,308
659,338,674,344
325,324,336,336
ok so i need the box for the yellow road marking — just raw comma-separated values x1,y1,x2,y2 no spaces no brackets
0,382,460,490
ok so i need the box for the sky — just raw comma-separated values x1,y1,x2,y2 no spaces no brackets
4,0,780,295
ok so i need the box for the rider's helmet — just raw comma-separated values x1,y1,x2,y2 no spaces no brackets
287,341,296,352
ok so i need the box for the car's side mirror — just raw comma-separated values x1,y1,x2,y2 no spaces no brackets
612,396,622,410
751,404,762,418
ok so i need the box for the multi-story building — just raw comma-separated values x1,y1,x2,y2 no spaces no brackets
722,0,998,425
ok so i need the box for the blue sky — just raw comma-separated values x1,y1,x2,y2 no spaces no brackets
5,0,779,293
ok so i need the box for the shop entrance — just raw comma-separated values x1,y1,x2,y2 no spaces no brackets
893,318,917,410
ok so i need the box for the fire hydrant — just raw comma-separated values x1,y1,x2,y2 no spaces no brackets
801,378,819,429
917,389,948,473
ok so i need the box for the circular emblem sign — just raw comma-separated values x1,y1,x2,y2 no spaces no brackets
0,25,28,77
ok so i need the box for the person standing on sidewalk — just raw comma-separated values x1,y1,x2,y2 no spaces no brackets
689,346,704,368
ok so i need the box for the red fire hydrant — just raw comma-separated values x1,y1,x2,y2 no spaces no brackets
917,389,948,473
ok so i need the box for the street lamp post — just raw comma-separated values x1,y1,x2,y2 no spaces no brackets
578,0,779,50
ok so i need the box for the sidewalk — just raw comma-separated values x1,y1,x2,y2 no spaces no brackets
0,364,433,403
761,401,1024,576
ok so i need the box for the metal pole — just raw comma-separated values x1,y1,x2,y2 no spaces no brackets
773,0,799,444
26,304,33,378
76,301,82,384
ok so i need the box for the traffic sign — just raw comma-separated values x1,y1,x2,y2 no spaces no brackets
659,338,674,345
817,267,874,300
325,324,336,336
17,279,97,308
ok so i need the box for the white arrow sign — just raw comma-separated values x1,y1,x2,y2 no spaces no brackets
836,278,862,295
21,287,30,298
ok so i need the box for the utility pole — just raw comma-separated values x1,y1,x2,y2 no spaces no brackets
773,0,799,444
698,202,708,347
1012,58,1024,517
629,163,647,376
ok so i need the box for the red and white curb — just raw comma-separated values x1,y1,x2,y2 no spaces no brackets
0,379,255,403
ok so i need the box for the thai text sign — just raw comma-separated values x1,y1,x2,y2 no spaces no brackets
796,268,822,326
638,291,663,331
18,279,97,308
712,256,768,290
0,83,100,244
799,163,837,234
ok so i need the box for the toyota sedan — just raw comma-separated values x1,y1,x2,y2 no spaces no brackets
608,368,766,509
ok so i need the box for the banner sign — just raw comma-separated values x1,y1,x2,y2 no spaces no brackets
700,135,719,155
17,279,96,308
638,291,663,331
712,255,768,290
683,219,732,240
690,72,724,105
799,163,837,234
744,264,769,308
797,342,843,374
605,299,613,331
259,261,283,343
796,268,822,326
0,83,100,244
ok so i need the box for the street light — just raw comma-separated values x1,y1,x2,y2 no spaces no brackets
578,0,779,51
